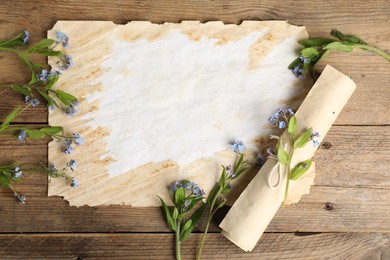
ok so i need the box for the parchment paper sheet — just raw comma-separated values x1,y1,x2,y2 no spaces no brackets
219,65,357,251
47,21,314,207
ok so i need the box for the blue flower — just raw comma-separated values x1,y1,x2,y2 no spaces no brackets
56,32,69,48
67,159,78,172
22,31,29,45
268,108,294,128
256,153,265,168
309,130,321,148
37,69,49,82
170,181,182,192
73,133,84,145
183,199,191,210
267,148,276,156
60,54,73,71
182,181,193,190
25,96,40,107
192,184,205,197
278,121,286,129
63,139,73,154
49,163,56,173
291,65,304,79
70,178,78,188
18,130,27,142
15,192,26,204
13,167,23,178
65,104,77,117
299,56,310,64
230,140,245,153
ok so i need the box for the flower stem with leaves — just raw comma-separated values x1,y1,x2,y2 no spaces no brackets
196,141,249,260
267,108,319,206
159,181,207,260
289,29,390,79
0,31,78,114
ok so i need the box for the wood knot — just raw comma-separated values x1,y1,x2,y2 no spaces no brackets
320,141,332,149
324,203,334,211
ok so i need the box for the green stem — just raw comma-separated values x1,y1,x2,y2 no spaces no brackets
196,186,220,260
175,219,181,260
355,44,390,62
0,47,18,53
283,134,295,207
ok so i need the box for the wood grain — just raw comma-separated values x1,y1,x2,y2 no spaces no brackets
0,0,389,258
0,233,388,259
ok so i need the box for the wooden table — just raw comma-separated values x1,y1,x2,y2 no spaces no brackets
0,1,389,259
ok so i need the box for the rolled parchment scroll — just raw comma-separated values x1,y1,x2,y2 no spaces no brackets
219,65,357,251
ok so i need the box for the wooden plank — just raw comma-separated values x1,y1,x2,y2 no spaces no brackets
0,125,388,233
0,125,387,188
0,0,389,124
0,233,388,259
0,184,388,233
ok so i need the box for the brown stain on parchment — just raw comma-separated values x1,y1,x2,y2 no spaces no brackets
47,20,311,207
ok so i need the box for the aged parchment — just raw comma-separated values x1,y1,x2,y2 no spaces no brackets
47,21,312,207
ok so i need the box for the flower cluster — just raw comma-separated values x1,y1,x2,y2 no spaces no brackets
0,30,82,203
63,133,84,154
170,180,205,197
230,140,245,154
48,162,79,188
22,31,29,45
18,130,27,142
310,130,321,148
268,107,295,129
25,96,40,107
65,100,78,117
55,32,69,48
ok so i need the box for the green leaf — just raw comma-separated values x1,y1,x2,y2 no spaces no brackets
233,153,244,173
218,166,227,187
301,47,319,59
206,183,221,205
53,90,78,106
158,196,176,231
11,85,33,97
0,32,25,48
28,39,55,53
288,115,297,135
183,197,203,212
299,38,336,47
37,49,63,57
39,126,63,135
180,204,206,241
330,29,367,45
37,89,59,108
45,77,59,90
288,57,302,70
0,174,11,188
1,107,22,130
174,187,185,205
294,128,313,149
290,160,312,180
182,219,192,231
18,52,34,70
277,139,290,165
25,129,46,139
231,166,248,180
324,42,354,52
172,207,179,219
